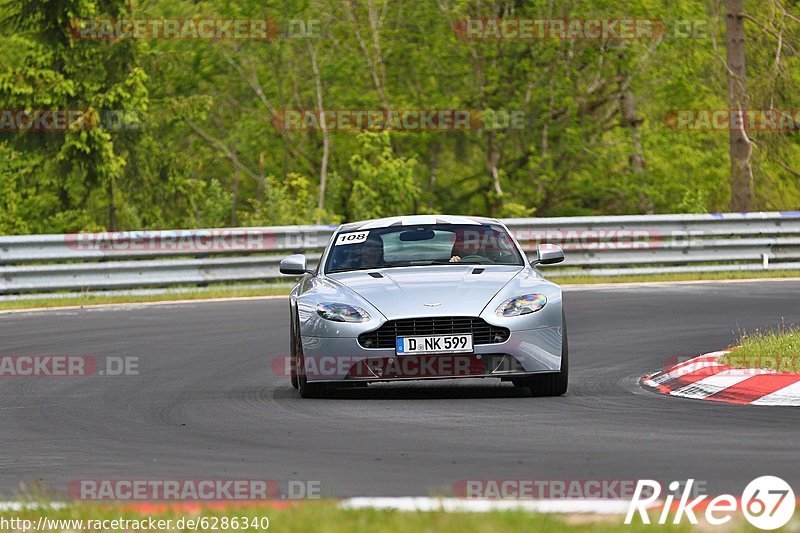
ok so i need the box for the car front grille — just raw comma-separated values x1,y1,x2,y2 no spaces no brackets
358,317,510,349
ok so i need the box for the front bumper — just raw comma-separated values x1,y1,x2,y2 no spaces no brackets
300,326,562,383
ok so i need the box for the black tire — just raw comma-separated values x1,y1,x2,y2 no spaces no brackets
294,314,331,398
296,353,331,398
528,310,569,397
289,306,298,389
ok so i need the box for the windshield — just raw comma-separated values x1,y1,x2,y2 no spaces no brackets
325,224,524,273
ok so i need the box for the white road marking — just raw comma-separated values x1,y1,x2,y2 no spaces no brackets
0,502,66,511
339,497,646,514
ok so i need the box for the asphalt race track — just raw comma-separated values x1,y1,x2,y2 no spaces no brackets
1,280,800,499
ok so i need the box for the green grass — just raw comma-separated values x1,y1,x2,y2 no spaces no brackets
721,323,800,372
550,269,800,285
1,270,799,312
0,500,704,532
0,285,290,312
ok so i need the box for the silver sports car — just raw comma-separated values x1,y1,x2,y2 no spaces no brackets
280,215,567,398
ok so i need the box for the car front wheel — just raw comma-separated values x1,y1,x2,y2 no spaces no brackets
512,311,569,397
294,311,331,399
289,306,298,389
296,352,332,399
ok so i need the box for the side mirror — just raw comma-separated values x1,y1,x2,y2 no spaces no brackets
533,244,564,266
280,254,309,275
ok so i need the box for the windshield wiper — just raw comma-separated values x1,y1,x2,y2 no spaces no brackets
416,260,491,265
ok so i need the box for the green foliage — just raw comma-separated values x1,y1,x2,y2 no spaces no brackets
0,143,28,233
0,0,798,235
348,131,419,220
244,173,336,226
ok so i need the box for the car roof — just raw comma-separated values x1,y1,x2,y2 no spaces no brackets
338,215,500,232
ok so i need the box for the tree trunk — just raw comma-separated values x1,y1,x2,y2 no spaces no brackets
620,90,645,174
726,0,753,211
231,150,239,226
107,177,117,231
258,152,266,202
428,141,441,203
486,130,503,215
307,41,329,220
345,0,389,110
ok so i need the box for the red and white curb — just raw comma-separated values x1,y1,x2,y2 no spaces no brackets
642,350,800,405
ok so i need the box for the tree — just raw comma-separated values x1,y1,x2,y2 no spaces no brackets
726,0,754,211
0,0,148,231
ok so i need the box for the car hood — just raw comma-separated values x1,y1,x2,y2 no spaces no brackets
327,265,523,319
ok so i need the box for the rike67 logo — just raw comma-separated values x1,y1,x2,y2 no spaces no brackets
626,477,795,530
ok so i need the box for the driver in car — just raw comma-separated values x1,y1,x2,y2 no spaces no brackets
359,232,462,267
360,235,385,268
449,228,481,262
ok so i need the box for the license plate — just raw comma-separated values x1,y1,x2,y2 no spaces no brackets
395,334,473,355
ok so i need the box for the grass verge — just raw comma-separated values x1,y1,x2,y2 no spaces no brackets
550,269,800,285
720,323,800,372
0,500,699,532
0,286,290,312
1,270,799,312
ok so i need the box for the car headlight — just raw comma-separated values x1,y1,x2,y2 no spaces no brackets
495,294,547,317
315,302,371,323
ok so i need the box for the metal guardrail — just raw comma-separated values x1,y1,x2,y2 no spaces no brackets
1,212,799,294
